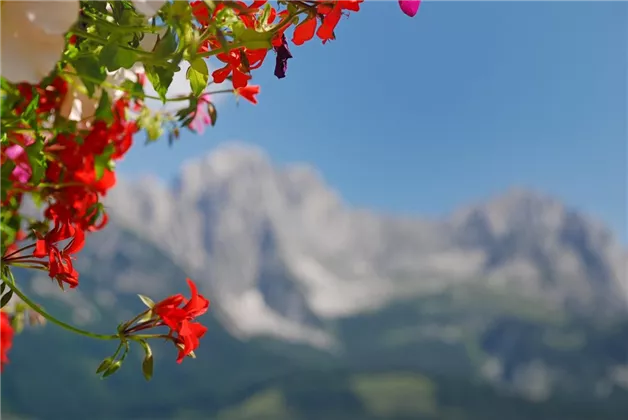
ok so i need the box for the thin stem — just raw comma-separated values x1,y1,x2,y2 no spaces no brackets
110,341,125,361
59,71,128,97
118,308,151,333
132,333,173,341
2,244,35,260
3,263,48,271
79,11,164,34
68,28,156,59
124,319,159,335
208,89,236,95
0,277,119,341
198,42,246,58
146,94,193,102
60,71,192,104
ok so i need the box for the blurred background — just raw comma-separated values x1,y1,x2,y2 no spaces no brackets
2,1,627,419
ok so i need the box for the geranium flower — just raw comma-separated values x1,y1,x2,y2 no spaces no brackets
153,279,210,363
32,218,86,289
188,94,213,134
0,1,80,84
3,135,35,184
236,85,260,105
1,311,14,372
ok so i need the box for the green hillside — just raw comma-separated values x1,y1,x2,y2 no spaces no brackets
2,229,627,420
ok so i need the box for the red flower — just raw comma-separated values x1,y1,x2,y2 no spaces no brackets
1,311,13,372
38,97,136,234
236,85,260,104
286,2,364,47
190,0,211,26
206,2,269,89
211,43,267,89
292,16,317,46
32,218,85,289
15,77,68,116
248,0,268,9
153,279,210,363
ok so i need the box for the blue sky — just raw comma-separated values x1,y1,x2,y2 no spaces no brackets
117,1,627,241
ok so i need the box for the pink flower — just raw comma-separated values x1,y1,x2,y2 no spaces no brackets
188,94,212,135
399,0,421,17
4,135,35,184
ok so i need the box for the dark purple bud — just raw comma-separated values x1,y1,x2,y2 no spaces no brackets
273,34,293,79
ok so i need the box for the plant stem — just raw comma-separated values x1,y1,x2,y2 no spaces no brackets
60,71,191,103
2,244,35,260
0,276,119,341
68,28,156,59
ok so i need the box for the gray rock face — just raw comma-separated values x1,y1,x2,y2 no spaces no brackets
100,142,627,346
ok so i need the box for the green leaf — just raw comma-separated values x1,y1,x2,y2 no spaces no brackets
95,90,114,123
137,294,155,308
26,139,45,185
144,65,175,102
0,289,13,308
29,161,45,186
172,0,192,15
232,26,273,50
21,93,40,123
153,28,178,59
72,55,107,97
1,160,15,203
0,159,15,179
100,42,137,71
121,79,145,98
95,357,114,374
186,58,209,97
93,144,115,181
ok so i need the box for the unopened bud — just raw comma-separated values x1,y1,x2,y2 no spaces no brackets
28,310,46,327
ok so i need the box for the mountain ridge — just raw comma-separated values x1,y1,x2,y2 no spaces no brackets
103,142,627,346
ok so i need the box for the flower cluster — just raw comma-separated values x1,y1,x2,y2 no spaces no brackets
120,279,210,365
2,75,138,289
0,0,420,378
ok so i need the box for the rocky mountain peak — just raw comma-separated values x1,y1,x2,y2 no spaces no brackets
103,143,627,345
451,188,566,236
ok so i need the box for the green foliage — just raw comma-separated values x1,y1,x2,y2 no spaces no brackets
145,64,176,102
187,58,209,97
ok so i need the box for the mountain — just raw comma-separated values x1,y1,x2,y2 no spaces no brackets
2,142,628,419
106,143,627,344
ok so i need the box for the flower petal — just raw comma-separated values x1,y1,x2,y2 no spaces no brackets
398,0,421,18
0,9,67,83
